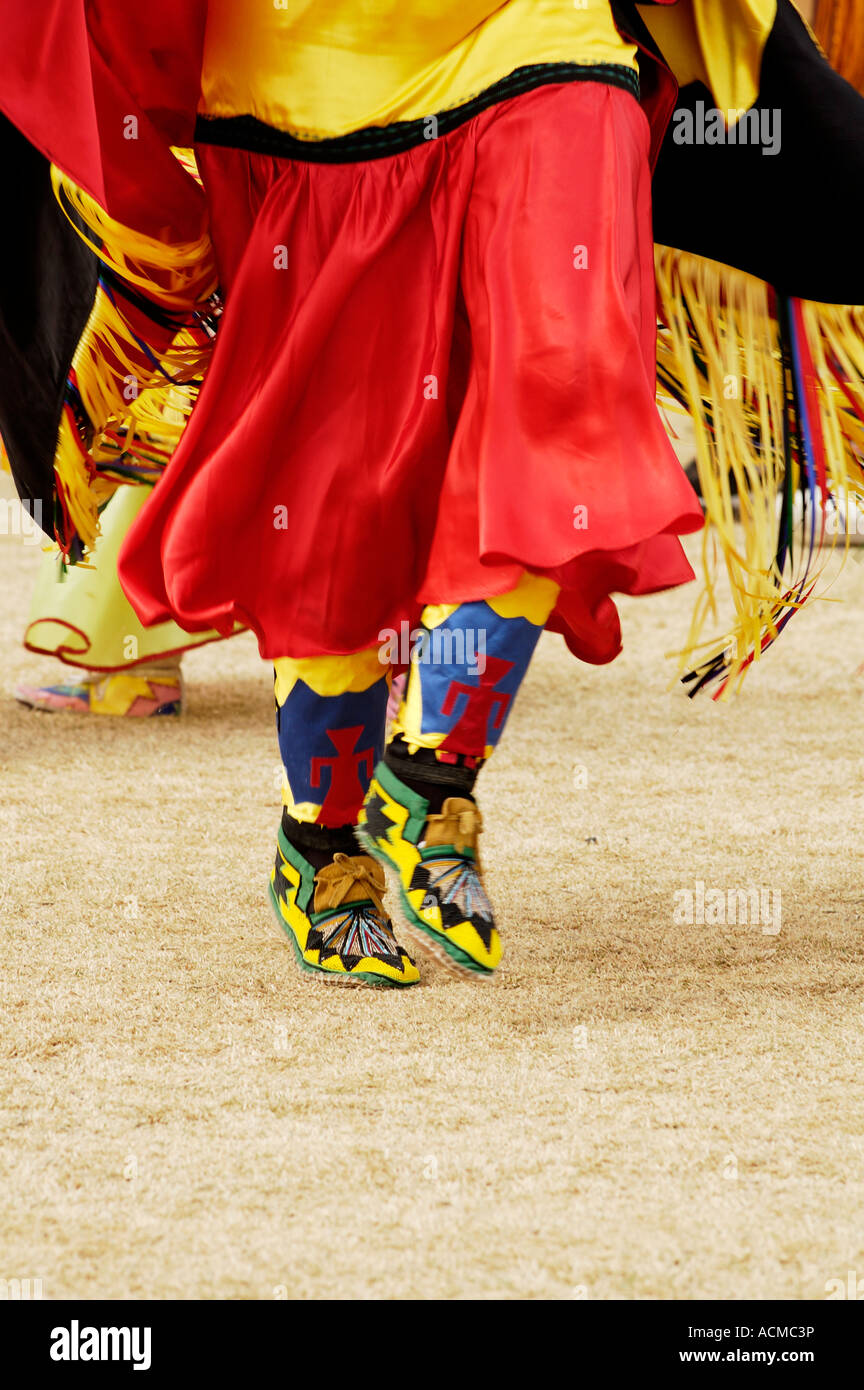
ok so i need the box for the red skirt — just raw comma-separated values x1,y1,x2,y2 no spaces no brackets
119,80,703,664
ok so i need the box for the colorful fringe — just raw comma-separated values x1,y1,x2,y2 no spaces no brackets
51,155,219,559
655,246,864,698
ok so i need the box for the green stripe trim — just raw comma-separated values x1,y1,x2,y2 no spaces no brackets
275,824,317,915
371,761,429,846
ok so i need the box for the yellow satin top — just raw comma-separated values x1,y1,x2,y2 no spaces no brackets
199,0,638,141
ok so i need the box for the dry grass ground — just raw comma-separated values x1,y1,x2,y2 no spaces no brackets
1,477,863,1301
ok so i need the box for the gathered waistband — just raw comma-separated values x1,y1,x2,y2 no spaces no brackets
194,62,641,164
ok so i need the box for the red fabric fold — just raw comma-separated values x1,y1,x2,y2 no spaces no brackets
0,0,207,238
119,80,702,665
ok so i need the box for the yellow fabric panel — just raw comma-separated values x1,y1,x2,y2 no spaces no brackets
87,672,175,716
274,647,388,706
421,574,559,631
486,573,560,625
200,0,637,140
420,603,460,630
280,783,329,824
637,0,777,117
24,485,226,670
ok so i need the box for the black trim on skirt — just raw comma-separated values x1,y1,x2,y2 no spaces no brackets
194,62,641,164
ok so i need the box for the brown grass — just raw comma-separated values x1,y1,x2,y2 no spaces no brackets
2,478,864,1300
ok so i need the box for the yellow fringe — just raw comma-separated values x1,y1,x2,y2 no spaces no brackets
170,147,203,187
655,246,864,695
52,167,216,309
804,300,864,461
50,167,218,553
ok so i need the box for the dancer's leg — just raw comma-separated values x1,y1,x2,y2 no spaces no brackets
358,574,559,974
270,648,418,988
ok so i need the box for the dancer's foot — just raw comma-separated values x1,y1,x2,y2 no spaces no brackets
14,668,183,716
357,761,501,975
269,819,419,988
